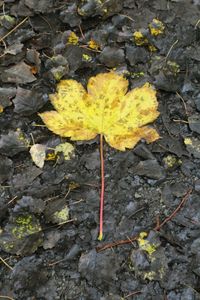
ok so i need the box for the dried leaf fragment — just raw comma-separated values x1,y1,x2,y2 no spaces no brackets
30,144,46,168
39,72,160,151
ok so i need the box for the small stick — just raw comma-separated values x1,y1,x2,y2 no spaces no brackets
173,119,189,124
176,92,189,116
78,25,85,39
165,39,178,61
154,188,192,231
124,290,142,298
195,19,200,29
0,256,13,270
0,16,28,43
0,296,14,300
96,236,138,252
98,134,105,240
96,188,192,252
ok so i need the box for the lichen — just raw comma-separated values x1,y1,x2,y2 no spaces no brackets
82,53,92,62
163,154,182,168
137,232,157,256
149,19,165,36
133,31,157,52
12,215,41,239
164,61,180,75
133,31,148,46
184,137,193,145
67,32,79,45
53,206,69,224
88,39,100,50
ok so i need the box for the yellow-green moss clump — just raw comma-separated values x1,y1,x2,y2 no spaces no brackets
163,154,182,169
137,232,157,256
0,214,43,255
149,19,165,36
52,206,69,224
12,215,41,239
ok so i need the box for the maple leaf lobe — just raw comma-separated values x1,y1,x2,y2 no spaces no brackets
39,72,160,151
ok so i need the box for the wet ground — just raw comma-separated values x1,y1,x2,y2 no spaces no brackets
0,0,200,299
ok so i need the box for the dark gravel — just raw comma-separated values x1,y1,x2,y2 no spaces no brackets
0,0,200,299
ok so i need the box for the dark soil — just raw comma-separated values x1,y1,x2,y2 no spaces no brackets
0,0,200,299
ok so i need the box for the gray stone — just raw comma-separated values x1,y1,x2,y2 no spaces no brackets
188,114,200,134
134,159,166,180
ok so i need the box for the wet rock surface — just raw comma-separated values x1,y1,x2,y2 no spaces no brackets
0,0,200,299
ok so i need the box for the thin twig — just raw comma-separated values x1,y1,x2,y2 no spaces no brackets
96,188,192,252
79,45,101,53
195,19,200,29
124,290,142,298
0,16,28,43
154,188,192,231
176,92,189,116
78,25,85,39
119,14,135,23
48,258,65,267
96,235,138,252
0,296,14,300
0,256,13,270
165,39,178,61
173,119,189,124
7,196,18,205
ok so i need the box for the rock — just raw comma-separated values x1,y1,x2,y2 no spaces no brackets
0,14,15,29
78,249,96,278
44,198,69,224
4,42,23,55
84,150,100,170
194,93,200,112
43,231,61,249
60,3,81,27
11,256,48,290
184,137,200,158
134,159,166,180
180,159,195,176
133,143,155,160
130,232,168,283
13,196,45,214
49,65,69,81
0,130,29,157
130,249,150,271
65,244,81,260
13,87,47,116
24,0,54,13
0,213,43,255
0,155,13,183
78,0,123,18
194,180,200,193
188,114,200,134
62,45,83,74
99,46,125,67
0,87,16,109
79,250,120,283
191,237,200,254
10,166,42,195
154,71,184,92
171,182,188,197
1,61,37,83
126,45,149,66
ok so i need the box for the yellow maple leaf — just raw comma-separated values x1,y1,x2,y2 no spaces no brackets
39,72,160,151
